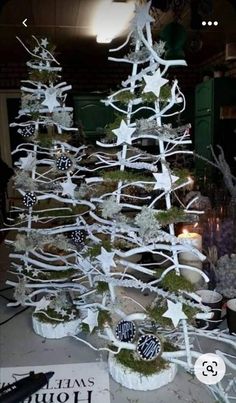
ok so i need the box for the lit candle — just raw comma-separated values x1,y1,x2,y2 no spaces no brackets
177,229,203,284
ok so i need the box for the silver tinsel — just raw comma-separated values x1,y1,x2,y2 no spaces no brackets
101,196,122,219
14,172,36,192
14,232,73,252
13,277,31,305
134,206,161,241
52,111,73,128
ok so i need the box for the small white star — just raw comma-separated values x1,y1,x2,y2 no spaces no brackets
60,309,67,317
162,300,187,327
61,178,77,198
68,311,76,321
19,152,36,171
32,215,39,222
18,213,26,221
131,1,154,30
96,247,116,274
153,171,179,191
41,87,60,113
82,309,99,333
32,269,39,277
40,50,48,59
34,297,51,312
41,38,49,48
25,265,32,273
112,120,136,146
143,69,169,98
33,46,40,54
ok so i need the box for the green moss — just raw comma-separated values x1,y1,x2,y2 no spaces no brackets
86,241,112,258
161,271,194,292
141,84,171,104
148,305,174,327
172,168,191,186
101,170,151,183
163,341,180,352
81,323,90,333
33,306,79,324
115,91,135,104
26,268,78,281
97,309,112,328
104,114,125,141
155,207,186,226
116,349,169,376
29,70,59,84
37,132,72,148
96,281,109,294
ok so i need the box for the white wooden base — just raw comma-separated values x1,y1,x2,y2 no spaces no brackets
108,353,177,391
32,315,81,339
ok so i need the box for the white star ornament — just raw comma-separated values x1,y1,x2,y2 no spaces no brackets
34,297,51,312
153,171,179,191
132,1,154,30
112,120,136,146
19,152,36,171
41,87,60,113
96,247,116,274
82,309,99,333
61,178,77,198
143,69,169,98
163,300,187,327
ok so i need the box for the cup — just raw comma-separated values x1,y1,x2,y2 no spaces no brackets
195,290,223,330
226,298,236,334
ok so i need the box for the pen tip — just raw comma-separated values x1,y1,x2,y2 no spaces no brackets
45,371,54,380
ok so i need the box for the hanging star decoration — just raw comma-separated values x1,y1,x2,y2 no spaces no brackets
162,300,187,327
131,1,154,30
41,38,49,48
112,120,136,146
34,297,51,313
41,86,61,113
153,171,179,191
96,247,116,274
61,177,77,198
19,152,36,171
82,308,99,333
143,69,169,98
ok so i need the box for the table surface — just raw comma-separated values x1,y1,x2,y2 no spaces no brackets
0,244,234,403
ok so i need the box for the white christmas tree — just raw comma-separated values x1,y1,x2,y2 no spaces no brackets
70,2,236,400
4,36,95,338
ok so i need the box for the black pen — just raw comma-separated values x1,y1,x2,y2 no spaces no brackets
0,371,54,403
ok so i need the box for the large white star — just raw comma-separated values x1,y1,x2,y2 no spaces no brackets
163,300,187,327
143,69,169,98
61,178,77,198
112,120,136,146
41,87,60,113
82,308,99,333
19,152,36,171
96,247,116,274
131,1,154,30
153,171,179,191
34,297,51,312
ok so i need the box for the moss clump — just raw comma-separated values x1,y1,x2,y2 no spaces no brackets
97,309,112,328
81,323,90,333
37,132,72,148
172,168,191,186
96,281,109,294
155,207,186,226
116,349,168,376
148,305,174,328
86,241,112,258
29,70,59,84
163,341,180,352
26,268,78,281
115,91,135,104
161,271,194,292
33,306,78,324
101,170,151,183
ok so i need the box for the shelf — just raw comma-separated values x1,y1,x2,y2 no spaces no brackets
220,106,236,119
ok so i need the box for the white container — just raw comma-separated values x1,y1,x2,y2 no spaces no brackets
108,353,177,391
32,315,81,339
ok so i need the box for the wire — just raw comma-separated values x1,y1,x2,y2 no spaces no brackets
0,307,29,326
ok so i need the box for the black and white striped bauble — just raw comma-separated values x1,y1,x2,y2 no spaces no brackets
136,334,162,361
22,192,37,207
56,155,73,171
17,125,35,138
115,320,136,342
70,230,85,245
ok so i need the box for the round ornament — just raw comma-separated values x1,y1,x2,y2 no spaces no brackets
17,125,35,138
115,320,136,343
70,230,85,246
23,192,37,207
136,334,162,361
56,155,73,171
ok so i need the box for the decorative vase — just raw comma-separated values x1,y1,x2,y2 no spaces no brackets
32,315,81,339
226,298,236,334
195,290,223,330
108,353,177,391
